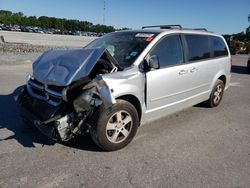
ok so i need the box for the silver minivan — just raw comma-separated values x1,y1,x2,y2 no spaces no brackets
19,25,231,151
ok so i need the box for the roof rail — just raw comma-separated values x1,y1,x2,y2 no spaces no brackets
142,25,210,32
184,28,208,32
142,25,183,29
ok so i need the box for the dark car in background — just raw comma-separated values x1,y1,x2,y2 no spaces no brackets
247,55,250,73
0,23,102,37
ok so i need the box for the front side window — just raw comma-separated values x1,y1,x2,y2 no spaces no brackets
149,35,184,68
211,36,228,57
185,34,210,62
85,32,157,68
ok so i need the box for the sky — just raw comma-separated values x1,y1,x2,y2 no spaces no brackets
0,0,249,34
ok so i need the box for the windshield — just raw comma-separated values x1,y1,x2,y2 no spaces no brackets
85,31,158,68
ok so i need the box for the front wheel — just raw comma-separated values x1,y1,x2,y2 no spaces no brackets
90,99,139,151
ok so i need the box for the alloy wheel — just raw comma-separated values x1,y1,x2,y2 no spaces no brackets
106,110,133,144
213,84,223,104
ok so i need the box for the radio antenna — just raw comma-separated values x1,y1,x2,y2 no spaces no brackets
248,13,250,26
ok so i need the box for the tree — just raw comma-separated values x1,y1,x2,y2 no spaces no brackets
38,16,49,28
0,9,116,33
246,26,250,41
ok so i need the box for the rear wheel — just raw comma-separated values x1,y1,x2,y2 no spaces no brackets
90,99,139,151
206,79,225,107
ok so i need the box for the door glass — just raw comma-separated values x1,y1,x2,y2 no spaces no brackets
185,34,210,62
150,35,184,68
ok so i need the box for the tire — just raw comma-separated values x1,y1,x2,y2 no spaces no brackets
247,67,250,74
90,99,139,151
205,79,225,108
247,61,250,74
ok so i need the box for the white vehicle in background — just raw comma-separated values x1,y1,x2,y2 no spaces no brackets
18,25,231,151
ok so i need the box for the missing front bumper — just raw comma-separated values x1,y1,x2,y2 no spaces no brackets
18,87,63,141
20,104,60,140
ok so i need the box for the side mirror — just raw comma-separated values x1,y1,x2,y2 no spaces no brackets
148,55,160,69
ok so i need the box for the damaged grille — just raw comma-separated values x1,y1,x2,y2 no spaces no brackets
27,78,66,106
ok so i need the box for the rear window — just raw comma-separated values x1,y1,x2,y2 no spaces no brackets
210,36,228,57
185,34,210,62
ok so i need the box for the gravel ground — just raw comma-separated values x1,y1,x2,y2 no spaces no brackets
0,31,96,65
0,43,69,54
0,31,95,47
0,30,96,65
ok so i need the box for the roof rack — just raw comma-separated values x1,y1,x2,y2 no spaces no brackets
184,28,208,32
142,25,183,29
142,25,210,32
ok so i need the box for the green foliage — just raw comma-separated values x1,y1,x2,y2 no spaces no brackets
0,10,115,33
246,26,250,41
223,29,250,54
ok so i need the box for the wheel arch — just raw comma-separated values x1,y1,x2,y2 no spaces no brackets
116,94,142,122
210,72,227,91
218,75,226,86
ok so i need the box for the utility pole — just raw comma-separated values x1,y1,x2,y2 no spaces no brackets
103,0,106,25
248,14,250,26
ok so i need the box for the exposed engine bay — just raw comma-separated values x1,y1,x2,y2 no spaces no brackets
18,48,119,142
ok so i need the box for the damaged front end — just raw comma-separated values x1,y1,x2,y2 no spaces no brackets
18,48,118,142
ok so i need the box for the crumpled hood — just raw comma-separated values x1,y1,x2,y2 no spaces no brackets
33,48,113,86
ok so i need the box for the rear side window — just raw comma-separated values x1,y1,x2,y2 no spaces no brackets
185,34,210,62
150,35,184,68
210,36,228,57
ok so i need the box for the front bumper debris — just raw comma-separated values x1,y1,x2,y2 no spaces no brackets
18,75,116,142
18,87,63,140
20,102,60,140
